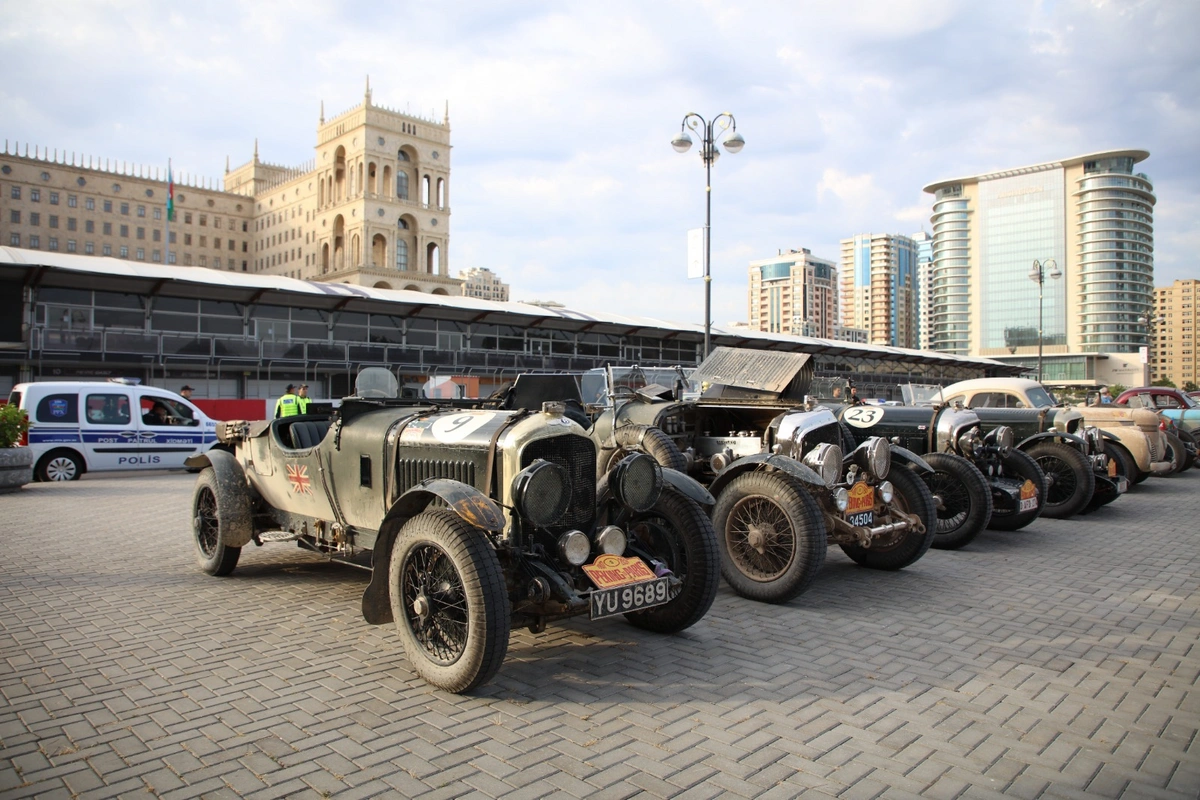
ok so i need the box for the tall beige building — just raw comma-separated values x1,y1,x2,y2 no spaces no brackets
0,81,460,294
1151,279,1199,387
840,233,919,348
923,149,1154,386
748,248,838,338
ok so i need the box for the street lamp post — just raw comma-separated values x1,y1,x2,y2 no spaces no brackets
1029,258,1062,382
1141,313,1165,384
672,113,744,359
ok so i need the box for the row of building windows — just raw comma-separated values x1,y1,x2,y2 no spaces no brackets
5,185,249,231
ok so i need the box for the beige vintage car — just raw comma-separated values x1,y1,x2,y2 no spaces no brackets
939,378,1175,481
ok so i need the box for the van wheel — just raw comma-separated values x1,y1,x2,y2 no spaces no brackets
36,450,84,482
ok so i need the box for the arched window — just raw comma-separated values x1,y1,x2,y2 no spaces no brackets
437,178,445,208
397,149,410,162
396,240,408,271
396,171,409,200
422,176,430,206
396,218,409,229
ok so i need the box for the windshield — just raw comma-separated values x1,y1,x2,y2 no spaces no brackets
1027,385,1058,408
901,384,946,406
580,367,696,406
1179,392,1199,408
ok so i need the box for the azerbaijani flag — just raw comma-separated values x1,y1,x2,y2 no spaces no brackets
167,160,175,222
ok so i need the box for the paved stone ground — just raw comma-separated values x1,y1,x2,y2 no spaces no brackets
0,469,1197,799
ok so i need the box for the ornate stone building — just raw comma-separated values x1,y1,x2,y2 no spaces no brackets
0,80,460,294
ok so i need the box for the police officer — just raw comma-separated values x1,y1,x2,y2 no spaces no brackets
275,384,300,418
296,383,311,415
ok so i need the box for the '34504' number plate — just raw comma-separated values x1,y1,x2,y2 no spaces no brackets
589,577,671,620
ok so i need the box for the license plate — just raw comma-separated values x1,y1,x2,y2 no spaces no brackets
1108,459,1118,477
846,510,874,527
589,577,671,620
1018,479,1038,512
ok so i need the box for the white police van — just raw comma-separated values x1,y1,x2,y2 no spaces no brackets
8,379,220,481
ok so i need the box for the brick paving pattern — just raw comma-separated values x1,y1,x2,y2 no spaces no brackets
0,469,1197,799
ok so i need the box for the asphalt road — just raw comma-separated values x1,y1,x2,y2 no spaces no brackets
1,469,1197,799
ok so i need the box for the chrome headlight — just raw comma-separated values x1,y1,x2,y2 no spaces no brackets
594,525,627,556
557,530,591,566
833,487,850,512
612,452,663,513
854,437,890,480
512,459,571,528
985,425,1014,453
1085,426,1104,455
957,428,982,456
878,480,894,503
803,442,844,486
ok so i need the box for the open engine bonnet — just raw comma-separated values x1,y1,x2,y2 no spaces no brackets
692,346,813,402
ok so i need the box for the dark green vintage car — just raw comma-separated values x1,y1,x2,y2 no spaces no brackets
185,368,720,693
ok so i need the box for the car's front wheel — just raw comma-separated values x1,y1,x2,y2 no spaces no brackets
191,467,244,576
711,471,827,604
840,466,936,570
35,449,84,482
388,509,510,693
987,449,1047,531
621,487,721,630
919,452,993,550
1027,441,1095,518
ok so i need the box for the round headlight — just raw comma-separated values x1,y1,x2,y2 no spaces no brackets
833,487,850,512
855,437,890,480
612,453,663,513
803,442,844,486
557,530,591,566
993,425,1015,452
595,525,627,556
957,428,981,456
512,459,570,528
878,480,894,504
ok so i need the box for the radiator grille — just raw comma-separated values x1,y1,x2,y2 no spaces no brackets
521,434,597,530
395,459,476,495
1148,435,1160,463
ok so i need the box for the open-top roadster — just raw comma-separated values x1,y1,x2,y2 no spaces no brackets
186,368,720,693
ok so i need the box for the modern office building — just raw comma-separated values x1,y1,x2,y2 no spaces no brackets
1151,279,1199,387
923,149,1154,386
912,231,934,349
748,248,839,338
839,233,919,348
0,81,461,294
459,267,510,301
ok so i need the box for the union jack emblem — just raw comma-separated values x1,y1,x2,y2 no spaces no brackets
287,463,313,495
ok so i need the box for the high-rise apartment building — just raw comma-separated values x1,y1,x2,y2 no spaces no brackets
1151,279,1199,387
0,82,461,294
912,231,934,349
839,233,919,348
459,267,510,301
923,149,1154,385
748,248,838,338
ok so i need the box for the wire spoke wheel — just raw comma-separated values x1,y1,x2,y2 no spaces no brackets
725,495,796,581
927,469,970,533
401,543,469,666
1036,456,1077,505
195,485,220,558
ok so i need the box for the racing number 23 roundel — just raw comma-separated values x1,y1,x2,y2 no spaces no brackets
843,406,883,429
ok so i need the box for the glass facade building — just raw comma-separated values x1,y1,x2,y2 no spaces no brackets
840,233,919,349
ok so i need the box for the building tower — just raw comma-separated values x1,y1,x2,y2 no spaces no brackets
839,233,919,348
1152,279,1199,388
912,231,933,350
747,248,838,338
923,150,1155,385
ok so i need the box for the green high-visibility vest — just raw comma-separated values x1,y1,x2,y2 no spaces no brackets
275,394,300,418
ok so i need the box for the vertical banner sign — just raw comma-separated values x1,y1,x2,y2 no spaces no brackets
687,228,705,279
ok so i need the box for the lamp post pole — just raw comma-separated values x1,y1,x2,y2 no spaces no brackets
672,113,744,359
1141,313,1165,384
1029,258,1061,382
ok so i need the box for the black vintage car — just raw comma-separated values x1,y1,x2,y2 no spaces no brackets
185,368,720,693
505,349,940,605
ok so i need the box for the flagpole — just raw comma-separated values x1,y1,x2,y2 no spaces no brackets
164,158,172,266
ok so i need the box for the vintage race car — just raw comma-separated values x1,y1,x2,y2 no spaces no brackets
940,378,1176,482
532,349,941,605
185,368,720,693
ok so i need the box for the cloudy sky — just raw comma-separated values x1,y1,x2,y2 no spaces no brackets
2,1,1196,329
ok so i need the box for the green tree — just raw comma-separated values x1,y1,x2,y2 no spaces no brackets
1152,377,1177,388
1184,381,1198,393
1108,383,1126,397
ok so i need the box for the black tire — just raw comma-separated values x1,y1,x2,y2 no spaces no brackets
919,452,993,550
838,421,859,454
987,449,1047,531
1164,432,1187,475
1027,441,1095,519
710,471,827,604
600,425,687,475
622,487,721,630
191,467,244,576
839,466,936,571
1103,441,1138,485
35,449,84,482
388,509,510,693
1175,428,1197,470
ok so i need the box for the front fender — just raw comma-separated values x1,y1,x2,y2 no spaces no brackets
661,467,715,506
890,445,933,474
1016,431,1086,450
362,479,504,626
192,449,254,548
708,453,825,499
